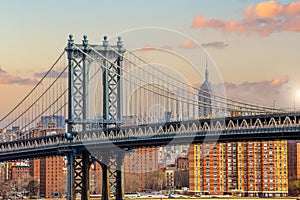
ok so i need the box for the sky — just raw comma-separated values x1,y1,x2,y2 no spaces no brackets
0,0,300,116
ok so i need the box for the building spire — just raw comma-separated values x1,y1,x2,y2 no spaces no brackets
205,58,209,83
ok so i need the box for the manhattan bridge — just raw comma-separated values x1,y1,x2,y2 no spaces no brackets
0,35,299,200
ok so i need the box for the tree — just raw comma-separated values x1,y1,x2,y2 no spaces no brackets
26,180,39,197
144,170,165,191
0,181,11,199
289,179,300,196
174,170,189,189
14,175,31,193
124,172,143,193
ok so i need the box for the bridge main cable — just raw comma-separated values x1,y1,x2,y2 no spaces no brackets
0,51,66,125
75,44,277,116
113,45,284,113
74,44,236,115
87,43,283,114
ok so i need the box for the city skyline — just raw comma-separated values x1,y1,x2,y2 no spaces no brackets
1,0,300,117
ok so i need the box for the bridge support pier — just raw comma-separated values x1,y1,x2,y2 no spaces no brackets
115,154,124,200
100,155,111,200
100,164,110,200
98,152,124,200
66,150,91,200
65,35,125,200
67,152,74,200
81,151,90,200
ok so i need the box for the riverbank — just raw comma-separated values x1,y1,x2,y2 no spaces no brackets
43,198,299,200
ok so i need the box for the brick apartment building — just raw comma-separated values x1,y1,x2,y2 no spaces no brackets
288,141,300,181
90,162,102,194
124,147,159,191
29,120,64,198
176,156,189,170
4,161,29,181
189,140,288,197
11,165,29,180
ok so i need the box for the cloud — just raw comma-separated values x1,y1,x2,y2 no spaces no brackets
214,75,291,108
34,70,68,78
270,75,288,87
179,39,228,49
202,41,229,49
0,68,38,85
192,0,300,36
0,67,7,74
141,45,155,51
179,39,198,49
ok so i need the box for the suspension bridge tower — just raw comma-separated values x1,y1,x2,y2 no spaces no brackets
64,34,125,200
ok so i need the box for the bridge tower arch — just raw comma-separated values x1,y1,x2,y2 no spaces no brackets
65,35,125,200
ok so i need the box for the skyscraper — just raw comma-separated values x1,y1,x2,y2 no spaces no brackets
199,60,212,118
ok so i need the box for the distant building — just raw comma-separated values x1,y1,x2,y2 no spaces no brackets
124,147,159,191
189,141,288,197
89,162,102,194
11,165,29,181
198,61,212,118
124,147,159,174
0,163,5,183
28,123,64,198
159,145,189,166
165,164,176,190
288,141,300,181
40,156,64,198
176,156,189,170
29,158,41,193
3,161,29,181
41,115,64,131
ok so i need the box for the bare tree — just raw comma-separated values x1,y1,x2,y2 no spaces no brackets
26,179,39,197
124,172,143,193
0,181,12,199
174,170,189,188
14,174,31,193
144,170,165,191
289,179,300,196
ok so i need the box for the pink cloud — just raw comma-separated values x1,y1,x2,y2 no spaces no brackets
180,39,198,49
142,45,155,51
270,75,288,87
251,1,284,18
192,0,300,36
0,67,38,85
214,75,291,108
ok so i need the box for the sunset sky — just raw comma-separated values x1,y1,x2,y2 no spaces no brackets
0,0,300,116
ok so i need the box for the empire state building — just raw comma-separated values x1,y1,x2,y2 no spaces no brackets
198,62,212,118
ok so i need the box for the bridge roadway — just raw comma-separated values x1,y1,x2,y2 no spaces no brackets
1,112,300,161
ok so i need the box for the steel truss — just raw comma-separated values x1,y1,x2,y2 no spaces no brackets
65,35,125,200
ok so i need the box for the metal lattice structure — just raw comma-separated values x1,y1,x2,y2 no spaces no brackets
0,113,300,156
0,34,299,200
64,35,125,200
102,36,124,125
